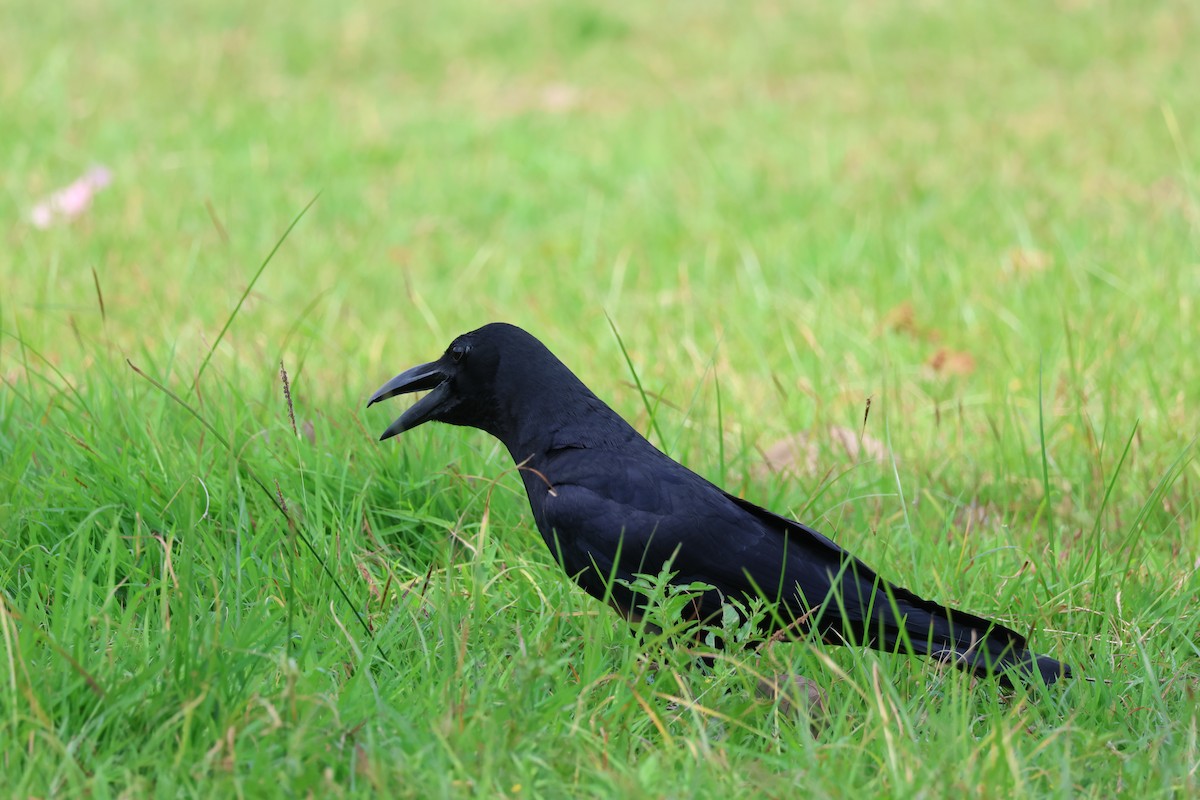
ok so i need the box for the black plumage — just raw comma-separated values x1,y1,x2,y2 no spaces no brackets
369,322,1070,686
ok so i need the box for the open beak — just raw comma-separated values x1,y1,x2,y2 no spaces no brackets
368,360,450,440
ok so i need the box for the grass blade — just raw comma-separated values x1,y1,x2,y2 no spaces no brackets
190,194,319,392
605,314,668,451
127,358,385,660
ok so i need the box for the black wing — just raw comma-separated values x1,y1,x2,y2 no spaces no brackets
535,446,1027,660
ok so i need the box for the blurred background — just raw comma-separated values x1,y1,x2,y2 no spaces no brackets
6,0,1195,411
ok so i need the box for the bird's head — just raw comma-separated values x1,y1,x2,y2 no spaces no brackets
368,322,564,442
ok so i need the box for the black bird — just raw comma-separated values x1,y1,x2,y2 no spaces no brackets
369,323,1070,686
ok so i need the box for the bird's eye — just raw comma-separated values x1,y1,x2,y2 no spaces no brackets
450,344,468,363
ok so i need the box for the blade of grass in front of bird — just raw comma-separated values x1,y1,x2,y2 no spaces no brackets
1116,437,1196,598
1037,357,1055,557
127,358,386,662
715,368,726,481
1086,420,1138,631
190,194,319,393
606,314,668,452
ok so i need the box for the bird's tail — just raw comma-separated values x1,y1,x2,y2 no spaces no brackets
911,626,1072,687
873,594,1072,686
722,495,1071,686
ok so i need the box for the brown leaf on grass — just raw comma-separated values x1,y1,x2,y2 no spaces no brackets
756,673,828,728
756,425,886,479
1002,247,1051,278
827,425,885,462
880,301,942,342
539,82,581,113
355,742,372,780
926,348,976,376
758,434,820,477
881,301,917,336
952,497,997,537
357,562,382,602
482,81,584,118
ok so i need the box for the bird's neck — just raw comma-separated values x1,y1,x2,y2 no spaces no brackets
496,390,646,465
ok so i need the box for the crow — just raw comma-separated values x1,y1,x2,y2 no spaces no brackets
369,322,1071,687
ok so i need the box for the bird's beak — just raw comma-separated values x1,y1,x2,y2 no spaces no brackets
367,360,451,440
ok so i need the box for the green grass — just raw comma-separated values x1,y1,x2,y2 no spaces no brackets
3,0,1199,796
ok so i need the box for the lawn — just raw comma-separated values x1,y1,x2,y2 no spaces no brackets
2,0,1198,796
